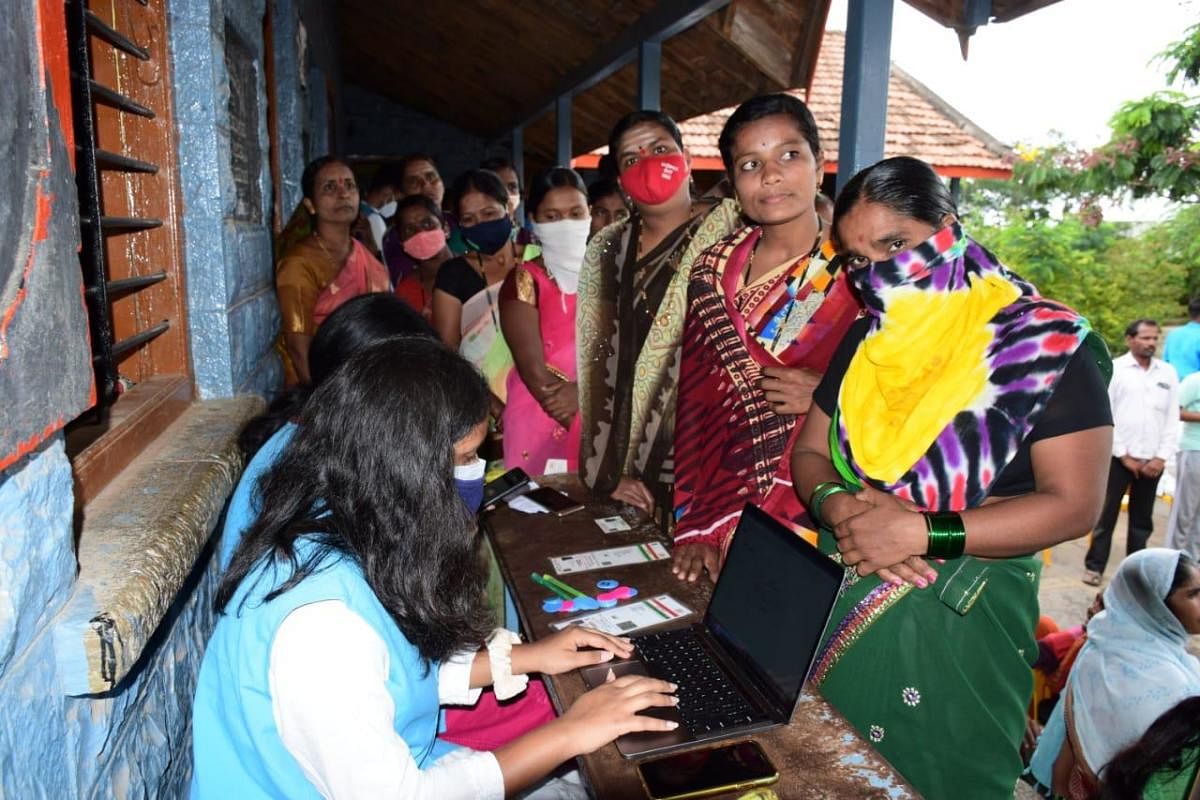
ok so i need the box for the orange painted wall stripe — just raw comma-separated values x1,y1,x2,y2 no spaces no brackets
37,0,75,164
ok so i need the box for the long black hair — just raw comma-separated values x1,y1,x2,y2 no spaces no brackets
1098,696,1200,799
717,93,821,179
238,293,436,457
832,156,957,247
526,167,588,218
219,337,493,666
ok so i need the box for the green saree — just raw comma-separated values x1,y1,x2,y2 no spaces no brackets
807,225,1112,799
811,540,1040,799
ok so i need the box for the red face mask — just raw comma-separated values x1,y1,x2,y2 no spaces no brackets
619,153,689,206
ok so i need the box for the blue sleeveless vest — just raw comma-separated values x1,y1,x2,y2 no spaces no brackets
191,542,445,798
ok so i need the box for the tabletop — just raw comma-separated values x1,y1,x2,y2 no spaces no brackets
482,475,917,800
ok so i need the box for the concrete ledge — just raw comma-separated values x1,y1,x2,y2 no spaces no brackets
54,396,263,695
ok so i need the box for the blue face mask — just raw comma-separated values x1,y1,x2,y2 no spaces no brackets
454,457,487,513
462,215,513,255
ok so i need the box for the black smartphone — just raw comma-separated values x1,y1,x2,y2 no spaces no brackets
482,468,531,506
524,486,585,517
637,740,778,800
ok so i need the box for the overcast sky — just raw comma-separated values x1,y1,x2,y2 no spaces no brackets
823,0,1197,218
826,0,1197,148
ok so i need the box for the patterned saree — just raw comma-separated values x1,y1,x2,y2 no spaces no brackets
812,224,1096,800
673,226,860,554
576,199,741,517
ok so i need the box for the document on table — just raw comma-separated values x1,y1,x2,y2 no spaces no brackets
594,515,633,533
550,594,694,635
550,541,671,574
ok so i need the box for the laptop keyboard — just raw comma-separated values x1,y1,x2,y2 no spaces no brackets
634,628,762,737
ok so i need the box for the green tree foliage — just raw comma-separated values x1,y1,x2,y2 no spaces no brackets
1007,24,1200,207
955,24,1200,351
1146,203,1200,300
959,150,1067,221
971,215,1189,352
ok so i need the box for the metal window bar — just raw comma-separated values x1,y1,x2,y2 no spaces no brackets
66,0,169,413
83,9,149,60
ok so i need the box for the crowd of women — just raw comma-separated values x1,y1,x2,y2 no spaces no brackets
189,92,1199,799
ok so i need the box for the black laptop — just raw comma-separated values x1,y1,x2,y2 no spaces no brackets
580,503,846,758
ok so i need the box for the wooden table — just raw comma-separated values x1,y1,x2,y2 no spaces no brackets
483,476,916,800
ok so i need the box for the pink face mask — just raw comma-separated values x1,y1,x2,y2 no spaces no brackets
402,227,447,260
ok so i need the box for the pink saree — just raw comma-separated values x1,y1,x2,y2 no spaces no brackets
311,239,391,327
500,262,581,474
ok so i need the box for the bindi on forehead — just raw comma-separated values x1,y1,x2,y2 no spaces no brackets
621,138,664,157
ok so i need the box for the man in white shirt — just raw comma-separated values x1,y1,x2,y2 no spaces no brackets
1083,319,1180,585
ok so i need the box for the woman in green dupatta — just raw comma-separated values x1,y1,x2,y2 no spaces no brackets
576,110,740,525
790,157,1114,800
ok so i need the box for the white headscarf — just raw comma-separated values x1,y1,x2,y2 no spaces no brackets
1068,548,1200,776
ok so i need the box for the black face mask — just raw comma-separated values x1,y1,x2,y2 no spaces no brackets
462,216,514,255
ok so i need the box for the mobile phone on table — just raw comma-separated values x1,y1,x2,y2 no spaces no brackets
483,467,531,506
637,740,778,800
524,486,585,517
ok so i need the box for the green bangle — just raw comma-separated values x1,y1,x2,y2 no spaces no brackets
923,512,966,558
808,481,843,508
809,482,850,528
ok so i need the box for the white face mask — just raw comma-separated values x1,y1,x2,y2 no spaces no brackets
377,199,397,218
453,457,486,481
531,218,591,295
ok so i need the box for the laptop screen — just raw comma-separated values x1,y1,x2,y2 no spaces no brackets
704,504,845,714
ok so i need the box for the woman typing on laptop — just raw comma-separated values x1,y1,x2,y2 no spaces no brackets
790,157,1113,799
191,338,679,799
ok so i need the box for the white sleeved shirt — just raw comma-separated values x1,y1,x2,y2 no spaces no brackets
366,209,387,255
268,600,505,800
1108,352,1180,461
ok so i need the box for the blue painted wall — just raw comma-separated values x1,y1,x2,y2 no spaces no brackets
0,437,224,797
171,0,279,400
171,0,342,402
342,83,498,187
0,438,82,798
0,0,339,795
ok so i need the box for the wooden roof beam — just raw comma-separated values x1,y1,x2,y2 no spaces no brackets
499,0,733,136
792,0,835,91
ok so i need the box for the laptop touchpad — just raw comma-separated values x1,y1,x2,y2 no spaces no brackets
579,660,681,723
579,660,689,756
580,659,648,687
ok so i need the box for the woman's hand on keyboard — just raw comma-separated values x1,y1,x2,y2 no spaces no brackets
511,627,634,676
560,672,680,754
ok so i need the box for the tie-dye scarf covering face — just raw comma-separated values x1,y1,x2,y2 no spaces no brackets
832,222,1089,512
